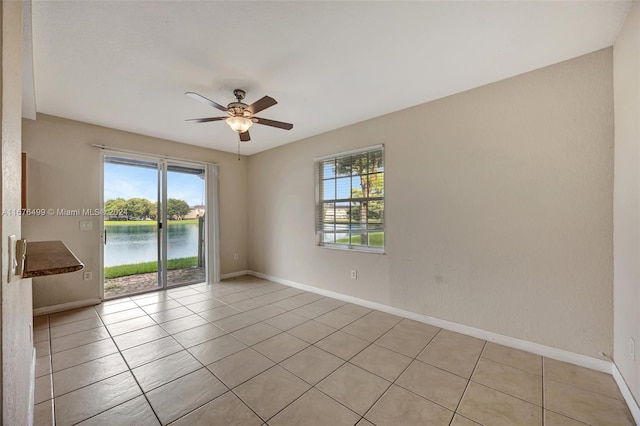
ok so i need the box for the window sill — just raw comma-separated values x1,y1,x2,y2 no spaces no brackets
317,244,386,255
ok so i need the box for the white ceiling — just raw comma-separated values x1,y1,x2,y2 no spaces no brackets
28,1,631,155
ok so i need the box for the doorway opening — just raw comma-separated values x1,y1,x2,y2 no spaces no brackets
102,154,208,298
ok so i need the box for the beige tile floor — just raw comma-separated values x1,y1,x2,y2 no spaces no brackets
32,276,635,426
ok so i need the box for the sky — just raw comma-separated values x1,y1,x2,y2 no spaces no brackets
104,163,205,206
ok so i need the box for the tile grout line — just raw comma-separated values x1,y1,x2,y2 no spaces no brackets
539,357,597,426
462,380,544,410
96,302,168,425
104,277,209,302
96,285,297,368
231,314,368,423
450,348,607,424
355,350,413,423
333,326,444,424
479,347,544,377
193,299,375,423
361,322,440,365
67,305,163,426
107,303,195,421
260,343,354,422
47,287,438,424
228,384,283,424
463,343,546,410
39,284,342,424
473,353,610,420
123,294,229,425
199,297,356,371
47,314,56,426
262,315,430,407
187,285,299,421
41,311,125,421
448,340,487,425
123,291,269,425
40,277,629,425
544,374,630,402
542,357,546,426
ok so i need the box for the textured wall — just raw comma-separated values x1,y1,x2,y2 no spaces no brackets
22,114,249,309
613,2,640,402
248,49,614,358
1,2,34,424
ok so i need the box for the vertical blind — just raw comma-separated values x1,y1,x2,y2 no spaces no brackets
315,145,384,250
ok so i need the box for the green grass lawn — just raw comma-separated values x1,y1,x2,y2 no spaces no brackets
104,256,199,279
104,219,198,226
336,232,384,247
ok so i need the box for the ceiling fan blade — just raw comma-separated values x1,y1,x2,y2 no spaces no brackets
246,96,277,114
253,117,294,130
185,92,228,112
239,131,251,142
185,117,228,123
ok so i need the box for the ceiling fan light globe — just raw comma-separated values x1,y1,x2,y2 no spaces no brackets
226,116,253,133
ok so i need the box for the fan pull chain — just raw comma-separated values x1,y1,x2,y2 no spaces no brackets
237,136,241,161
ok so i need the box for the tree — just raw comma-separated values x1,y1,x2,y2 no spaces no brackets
335,150,383,245
147,201,158,220
125,197,153,219
167,198,190,219
367,173,384,220
104,198,127,219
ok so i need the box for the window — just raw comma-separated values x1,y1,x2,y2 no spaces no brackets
315,145,384,252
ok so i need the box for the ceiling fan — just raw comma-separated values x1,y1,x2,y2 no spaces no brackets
185,89,293,142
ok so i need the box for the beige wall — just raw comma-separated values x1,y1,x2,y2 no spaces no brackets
613,2,640,402
22,114,249,309
1,1,34,424
248,49,614,359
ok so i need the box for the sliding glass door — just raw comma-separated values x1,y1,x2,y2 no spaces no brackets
102,154,207,298
103,155,162,298
165,163,206,287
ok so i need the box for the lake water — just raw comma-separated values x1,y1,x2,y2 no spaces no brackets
105,223,200,267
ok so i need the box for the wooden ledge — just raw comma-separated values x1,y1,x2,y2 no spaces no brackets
23,240,84,278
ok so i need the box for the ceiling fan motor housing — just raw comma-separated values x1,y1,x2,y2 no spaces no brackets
228,90,249,116
233,89,246,100
227,102,249,116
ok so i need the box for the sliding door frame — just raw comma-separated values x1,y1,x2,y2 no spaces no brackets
99,148,219,300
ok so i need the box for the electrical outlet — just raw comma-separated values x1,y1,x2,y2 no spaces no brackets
79,221,93,231
350,270,357,280
234,253,239,261
630,338,635,361
83,271,93,281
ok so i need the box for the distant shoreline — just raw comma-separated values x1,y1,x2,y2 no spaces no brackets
104,219,199,226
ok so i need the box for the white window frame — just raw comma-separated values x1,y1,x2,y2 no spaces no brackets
315,144,385,253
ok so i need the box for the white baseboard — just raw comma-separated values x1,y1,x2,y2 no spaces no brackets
28,348,35,426
249,270,611,374
221,270,251,280
612,363,640,424
33,298,102,316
